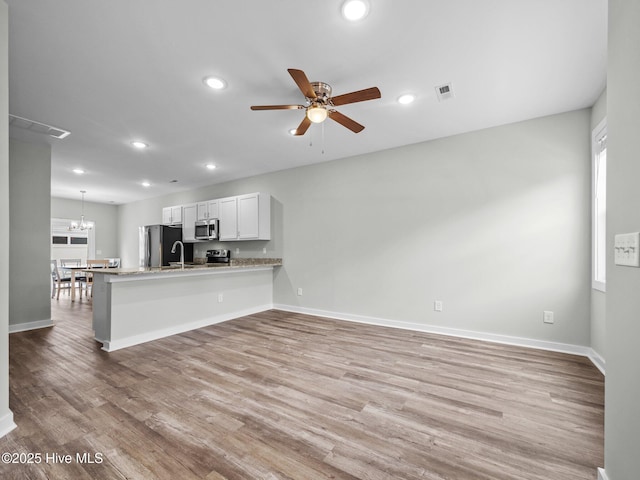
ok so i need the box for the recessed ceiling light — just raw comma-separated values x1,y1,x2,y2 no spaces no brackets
131,141,148,149
205,163,217,170
341,0,369,21
397,94,415,105
204,76,227,90
72,168,85,175
141,181,151,187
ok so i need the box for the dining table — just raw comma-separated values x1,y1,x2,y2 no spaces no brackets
63,266,106,301
62,265,89,302
71,262,117,300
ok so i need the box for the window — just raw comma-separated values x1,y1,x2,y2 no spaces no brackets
592,118,607,292
50,218,94,266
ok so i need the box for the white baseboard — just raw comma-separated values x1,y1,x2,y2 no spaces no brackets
597,467,609,480
589,349,606,376
0,410,16,438
274,304,605,372
100,304,273,352
8,318,54,333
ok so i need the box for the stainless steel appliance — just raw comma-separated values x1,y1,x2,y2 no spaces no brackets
206,249,230,265
195,219,219,241
140,225,194,267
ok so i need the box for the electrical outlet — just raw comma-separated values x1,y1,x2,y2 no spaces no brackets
235,248,240,255
218,293,224,303
434,300,443,312
297,288,303,296
262,247,267,254
543,311,554,324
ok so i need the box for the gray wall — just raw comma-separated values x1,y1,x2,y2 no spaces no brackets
9,139,51,328
119,109,592,347
590,88,607,361
605,1,640,478
51,196,120,258
0,0,12,435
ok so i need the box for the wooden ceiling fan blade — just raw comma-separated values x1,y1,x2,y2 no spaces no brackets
293,116,312,136
328,110,365,133
331,87,381,106
288,69,317,99
250,105,304,111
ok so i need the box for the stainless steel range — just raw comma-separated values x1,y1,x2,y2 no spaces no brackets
206,249,231,265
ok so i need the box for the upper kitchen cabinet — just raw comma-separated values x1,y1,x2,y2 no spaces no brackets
219,192,271,241
162,205,183,225
196,200,219,221
219,197,239,241
182,203,197,242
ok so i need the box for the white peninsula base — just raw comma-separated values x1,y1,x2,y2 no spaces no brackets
91,265,277,352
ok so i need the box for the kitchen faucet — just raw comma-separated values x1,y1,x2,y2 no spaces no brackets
171,240,185,269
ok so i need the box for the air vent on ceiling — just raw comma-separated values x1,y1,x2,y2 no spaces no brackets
435,83,455,102
8,114,71,139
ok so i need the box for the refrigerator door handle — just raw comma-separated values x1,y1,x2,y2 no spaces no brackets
148,229,153,268
138,226,147,268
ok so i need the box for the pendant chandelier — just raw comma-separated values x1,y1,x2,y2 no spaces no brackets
68,190,93,231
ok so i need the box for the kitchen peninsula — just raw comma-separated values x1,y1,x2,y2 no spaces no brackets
89,259,282,351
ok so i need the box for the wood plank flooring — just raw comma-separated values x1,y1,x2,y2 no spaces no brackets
0,297,603,479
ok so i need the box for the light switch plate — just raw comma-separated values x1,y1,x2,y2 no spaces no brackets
614,232,640,267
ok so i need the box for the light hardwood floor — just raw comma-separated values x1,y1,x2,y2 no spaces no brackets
0,297,603,479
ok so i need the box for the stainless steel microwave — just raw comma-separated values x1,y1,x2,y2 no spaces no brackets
194,219,218,240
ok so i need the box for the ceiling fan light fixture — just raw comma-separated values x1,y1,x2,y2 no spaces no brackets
341,0,369,21
307,105,328,123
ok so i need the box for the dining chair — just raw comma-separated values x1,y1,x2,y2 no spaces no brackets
107,258,121,268
50,260,73,299
82,259,110,297
59,258,81,271
59,257,87,293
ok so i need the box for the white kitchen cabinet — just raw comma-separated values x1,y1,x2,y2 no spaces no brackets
219,197,239,241
196,200,219,221
161,207,172,225
219,192,270,241
182,203,197,242
162,205,183,225
237,193,260,240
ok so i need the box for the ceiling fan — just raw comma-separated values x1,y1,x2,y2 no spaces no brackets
250,69,381,136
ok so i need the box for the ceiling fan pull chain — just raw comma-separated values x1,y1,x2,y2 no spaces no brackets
321,121,325,155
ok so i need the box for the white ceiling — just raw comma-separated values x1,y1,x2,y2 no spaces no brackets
7,0,607,205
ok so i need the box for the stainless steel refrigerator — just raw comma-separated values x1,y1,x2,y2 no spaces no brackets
139,225,193,267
